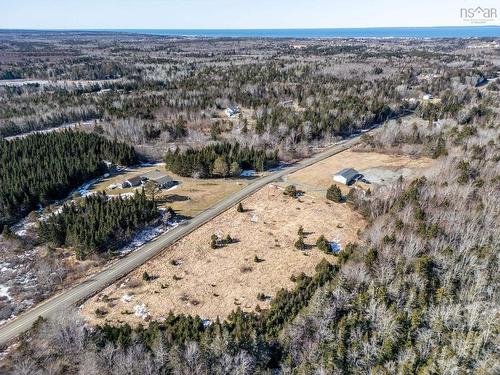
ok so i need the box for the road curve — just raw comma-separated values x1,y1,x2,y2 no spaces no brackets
0,135,362,346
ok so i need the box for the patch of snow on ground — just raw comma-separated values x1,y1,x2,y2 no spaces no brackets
11,215,39,237
134,304,149,319
267,162,291,173
121,294,132,303
0,285,10,300
329,239,342,254
118,220,182,255
202,319,213,327
77,176,103,197
240,170,256,177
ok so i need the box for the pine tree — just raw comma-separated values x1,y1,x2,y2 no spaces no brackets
210,234,218,249
237,202,244,212
298,225,304,237
316,235,330,253
326,184,343,202
295,236,305,250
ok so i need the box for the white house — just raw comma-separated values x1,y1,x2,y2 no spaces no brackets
333,168,361,185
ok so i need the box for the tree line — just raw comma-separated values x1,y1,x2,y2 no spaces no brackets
164,142,279,178
0,131,137,225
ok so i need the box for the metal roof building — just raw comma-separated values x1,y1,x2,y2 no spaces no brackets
333,168,361,185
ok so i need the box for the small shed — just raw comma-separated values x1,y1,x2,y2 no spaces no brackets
333,168,360,185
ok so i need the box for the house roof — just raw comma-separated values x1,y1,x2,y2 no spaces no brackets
124,175,142,185
334,168,360,181
154,175,174,185
140,169,173,184
141,169,166,180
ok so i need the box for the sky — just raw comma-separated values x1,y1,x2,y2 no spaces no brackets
1,0,499,29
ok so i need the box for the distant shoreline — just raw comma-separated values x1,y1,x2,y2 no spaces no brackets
1,26,499,38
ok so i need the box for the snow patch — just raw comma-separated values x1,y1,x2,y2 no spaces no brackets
133,304,150,319
0,285,10,300
118,220,181,255
329,239,342,254
240,170,256,177
267,162,291,173
121,294,132,303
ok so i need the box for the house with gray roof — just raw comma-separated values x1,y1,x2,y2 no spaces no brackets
333,168,361,185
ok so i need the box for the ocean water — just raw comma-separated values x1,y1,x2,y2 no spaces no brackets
107,26,500,38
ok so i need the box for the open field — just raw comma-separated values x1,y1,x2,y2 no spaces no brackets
90,164,251,218
284,148,433,196
81,184,365,325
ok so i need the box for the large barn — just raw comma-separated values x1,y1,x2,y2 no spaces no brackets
333,168,361,185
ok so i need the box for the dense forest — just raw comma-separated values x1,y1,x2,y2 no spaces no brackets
0,131,137,225
39,191,160,259
164,142,279,178
3,32,494,155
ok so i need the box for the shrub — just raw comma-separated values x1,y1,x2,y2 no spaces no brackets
224,234,233,245
236,202,244,212
316,235,330,253
284,185,298,198
326,184,343,202
210,234,218,249
295,236,305,250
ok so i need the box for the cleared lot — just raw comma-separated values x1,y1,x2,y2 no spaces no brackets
284,149,433,195
81,184,365,325
90,164,251,218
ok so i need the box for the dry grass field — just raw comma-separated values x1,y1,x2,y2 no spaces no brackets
284,148,433,195
81,184,365,325
90,164,250,218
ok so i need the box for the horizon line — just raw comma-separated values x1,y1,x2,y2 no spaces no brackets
1,25,500,31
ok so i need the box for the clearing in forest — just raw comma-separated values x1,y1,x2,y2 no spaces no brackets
284,149,433,196
90,164,251,218
81,184,365,325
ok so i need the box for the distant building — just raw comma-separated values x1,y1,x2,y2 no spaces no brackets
423,94,433,100
154,175,175,189
333,168,361,185
120,175,142,188
225,105,241,117
140,169,176,189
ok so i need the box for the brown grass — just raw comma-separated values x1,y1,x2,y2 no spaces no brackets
81,184,365,326
284,148,433,195
90,164,250,218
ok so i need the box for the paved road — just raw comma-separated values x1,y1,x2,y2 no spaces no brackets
0,135,363,347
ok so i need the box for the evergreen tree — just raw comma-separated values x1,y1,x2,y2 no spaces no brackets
326,184,343,202
0,131,137,225
39,191,160,259
316,235,330,253
295,236,305,250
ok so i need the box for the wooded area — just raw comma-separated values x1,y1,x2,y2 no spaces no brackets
0,131,137,225
39,191,160,259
